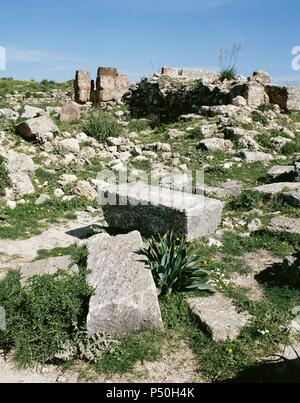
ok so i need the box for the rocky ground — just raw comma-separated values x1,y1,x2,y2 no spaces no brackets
0,72,300,383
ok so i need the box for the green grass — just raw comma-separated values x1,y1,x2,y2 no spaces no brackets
220,68,236,81
257,104,275,113
0,78,73,98
0,155,11,196
94,330,164,375
0,196,95,239
252,111,269,126
82,111,123,143
0,268,93,366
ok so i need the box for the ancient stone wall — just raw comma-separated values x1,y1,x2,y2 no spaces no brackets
74,70,92,104
161,66,220,83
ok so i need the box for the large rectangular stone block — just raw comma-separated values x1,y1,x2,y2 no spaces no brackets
99,182,223,240
161,66,219,83
74,70,92,103
86,231,163,336
96,66,129,102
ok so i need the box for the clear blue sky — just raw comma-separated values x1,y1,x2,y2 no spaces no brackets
0,0,299,84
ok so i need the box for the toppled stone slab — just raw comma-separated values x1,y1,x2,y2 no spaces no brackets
21,105,45,119
20,256,79,285
239,151,274,163
266,85,300,111
267,165,295,181
252,182,300,195
267,216,300,236
74,70,92,104
86,231,163,336
16,116,59,141
99,182,223,241
187,294,251,341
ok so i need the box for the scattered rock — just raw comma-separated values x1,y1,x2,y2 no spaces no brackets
268,216,300,236
59,102,81,123
73,180,97,200
198,138,233,152
252,182,300,195
16,116,59,141
35,194,51,205
60,139,80,154
239,151,274,163
187,294,251,341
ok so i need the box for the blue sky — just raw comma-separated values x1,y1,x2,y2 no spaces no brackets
0,0,299,84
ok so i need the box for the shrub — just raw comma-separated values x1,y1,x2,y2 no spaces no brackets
257,104,275,113
0,155,11,196
219,42,242,82
140,232,214,296
220,68,237,81
0,270,94,365
252,111,269,126
82,111,123,143
229,190,265,211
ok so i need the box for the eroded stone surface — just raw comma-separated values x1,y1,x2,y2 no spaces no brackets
187,294,251,341
86,231,163,336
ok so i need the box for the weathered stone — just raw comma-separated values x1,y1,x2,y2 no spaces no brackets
35,194,50,205
20,256,79,285
1,151,36,198
161,66,220,83
224,127,259,139
86,231,163,336
232,96,247,107
0,108,18,119
96,67,129,103
21,105,44,119
187,294,251,341
252,70,271,85
266,85,300,111
60,139,80,154
294,162,300,182
74,70,92,104
267,165,295,181
198,124,218,138
283,191,300,207
247,218,262,233
99,182,223,241
198,138,233,152
252,182,300,195
238,135,260,151
268,216,300,236
16,116,59,140
80,146,96,159
73,180,96,200
239,151,274,163
60,102,81,123
196,181,242,199
230,81,268,107
167,129,185,139
270,136,292,150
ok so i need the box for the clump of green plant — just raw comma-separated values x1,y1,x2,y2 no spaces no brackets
82,111,123,143
229,190,266,211
252,111,269,126
128,118,150,133
219,42,242,81
257,104,275,113
0,155,11,196
281,138,300,155
140,232,214,296
0,269,93,365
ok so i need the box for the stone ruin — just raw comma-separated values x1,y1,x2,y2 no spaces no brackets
124,67,300,122
74,67,129,104
161,66,220,84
